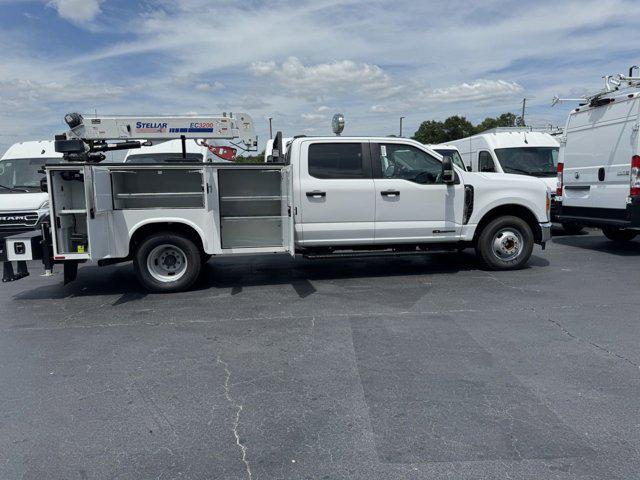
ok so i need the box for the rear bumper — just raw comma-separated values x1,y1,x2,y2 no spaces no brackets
555,197,640,229
0,227,40,261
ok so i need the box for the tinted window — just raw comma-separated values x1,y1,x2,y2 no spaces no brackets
478,151,495,172
0,158,58,190
380,144,443,184
494,147,559,177
125,153,203,164
434,148,465,170
308,143,365,179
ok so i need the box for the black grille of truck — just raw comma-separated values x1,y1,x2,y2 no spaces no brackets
0,211,39,228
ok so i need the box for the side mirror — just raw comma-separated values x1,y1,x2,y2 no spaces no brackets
466,165,472,172
40,177,48,193
442,156,455,184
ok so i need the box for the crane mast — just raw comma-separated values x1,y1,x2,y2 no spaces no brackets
54,112,258,162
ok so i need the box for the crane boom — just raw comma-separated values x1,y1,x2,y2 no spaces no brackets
55,112,258,162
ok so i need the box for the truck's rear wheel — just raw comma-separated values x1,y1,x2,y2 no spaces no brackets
134,232,202,292
562,223,584,235
602,227,638,242
475,215,534,270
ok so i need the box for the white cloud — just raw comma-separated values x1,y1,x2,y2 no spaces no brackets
250,57,401,100
48,0,103,24
301,113,326,122
195,81,225,92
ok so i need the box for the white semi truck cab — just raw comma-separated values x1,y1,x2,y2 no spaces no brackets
2,112,551,293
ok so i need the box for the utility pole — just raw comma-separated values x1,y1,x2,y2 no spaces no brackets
521,98,527,126
268,117,273,139
399,116,405,137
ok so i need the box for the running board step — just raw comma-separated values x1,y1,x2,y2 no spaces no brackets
302,249,459,260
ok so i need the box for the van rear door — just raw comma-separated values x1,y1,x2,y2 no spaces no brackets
563,99,639,211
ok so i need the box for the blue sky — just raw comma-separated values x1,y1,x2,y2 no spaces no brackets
1,0,639,153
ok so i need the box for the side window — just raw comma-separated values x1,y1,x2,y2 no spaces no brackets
308,143,366,179
380,144,443,184
478,151,495,172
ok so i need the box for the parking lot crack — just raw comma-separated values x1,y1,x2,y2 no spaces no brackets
217,355,252,480
547,317,639,368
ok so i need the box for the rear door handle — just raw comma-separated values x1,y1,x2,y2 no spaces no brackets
306,190,326,198
381,190,400,197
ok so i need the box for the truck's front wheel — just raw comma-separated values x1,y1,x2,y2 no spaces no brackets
134,232,202,292
475,216,534,270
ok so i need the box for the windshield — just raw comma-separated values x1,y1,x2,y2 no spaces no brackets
494,147,559,177
434,149,466,170
0,158,56,191
125,153,203,163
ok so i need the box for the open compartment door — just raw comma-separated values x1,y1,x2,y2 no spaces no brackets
92,166,113,214
281,166,295,255
87,166,113,259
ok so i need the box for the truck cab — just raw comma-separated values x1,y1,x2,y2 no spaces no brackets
442,129,569,229
0,141,61,264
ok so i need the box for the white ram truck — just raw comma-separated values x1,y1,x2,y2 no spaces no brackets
3,114,551,293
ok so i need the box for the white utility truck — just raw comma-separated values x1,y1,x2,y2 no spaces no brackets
443,128,575,232
0,141,61,281
554,68,640,241
124,139,237,163
2,112,551,293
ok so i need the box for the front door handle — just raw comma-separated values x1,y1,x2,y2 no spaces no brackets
381,190,400,197
306,190,326,198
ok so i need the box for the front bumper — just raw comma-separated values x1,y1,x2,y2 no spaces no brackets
538,222,552,246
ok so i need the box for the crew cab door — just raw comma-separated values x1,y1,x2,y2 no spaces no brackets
371,142,465,243
296,140,375,246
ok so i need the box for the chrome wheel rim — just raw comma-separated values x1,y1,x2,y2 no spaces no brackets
492,228,523,262
147,244,188,283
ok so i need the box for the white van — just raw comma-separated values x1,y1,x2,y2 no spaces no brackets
426,144,467,171
0,140,60,228
443,129,574,231
556,76,640,242
0,141,62,279
124,139,236,163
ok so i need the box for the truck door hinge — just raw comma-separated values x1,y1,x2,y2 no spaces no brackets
287,206,292,217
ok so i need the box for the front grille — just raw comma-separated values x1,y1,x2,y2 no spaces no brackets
0,211,39,228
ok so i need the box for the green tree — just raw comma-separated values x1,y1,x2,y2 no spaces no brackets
412,120,448,144
235,149,265,163
475,112,518,133
413,112,524,144
443,116,475,141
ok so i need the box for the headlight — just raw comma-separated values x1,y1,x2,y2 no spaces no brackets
39,200,49,210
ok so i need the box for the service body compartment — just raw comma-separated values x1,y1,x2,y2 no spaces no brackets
218,168,284,248
43,162,294,267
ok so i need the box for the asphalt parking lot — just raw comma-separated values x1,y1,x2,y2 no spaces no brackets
1,229,640,479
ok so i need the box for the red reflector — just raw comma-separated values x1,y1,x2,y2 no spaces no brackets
54,256,65,260
631,155,640,197
209,145,237,161
556,162,564,196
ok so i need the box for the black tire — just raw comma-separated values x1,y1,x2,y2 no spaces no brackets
562,223,584,235
475,215,534,270
602,227,638,242
133,232,202,293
